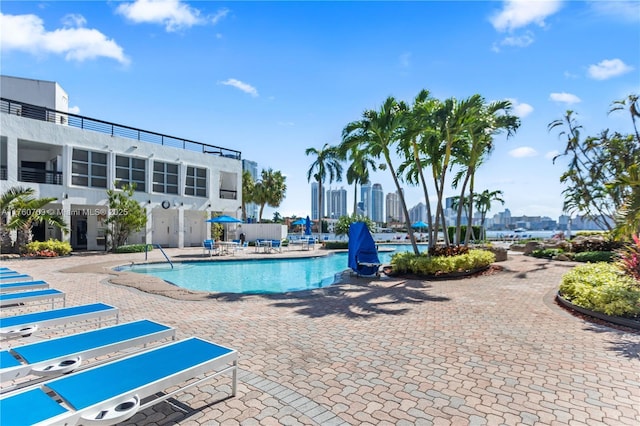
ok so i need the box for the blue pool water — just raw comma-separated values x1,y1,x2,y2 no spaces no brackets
122,244,422,294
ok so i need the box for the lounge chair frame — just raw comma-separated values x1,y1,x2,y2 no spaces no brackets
0,288,65,309
1,319,176,392
0,303,119,340
0,337,237,426
0,280,49,294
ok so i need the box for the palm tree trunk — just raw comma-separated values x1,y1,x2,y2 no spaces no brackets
384,152,419,255
455,173,471,245
412,139,434,250
353,182,358,216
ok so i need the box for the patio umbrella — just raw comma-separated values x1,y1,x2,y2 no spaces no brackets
304,216,312,236
206,215,243,241
411,220,428,229
291,218,306,226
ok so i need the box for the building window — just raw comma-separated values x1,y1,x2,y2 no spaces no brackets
185,166,207,197
152,161,179,194
71,149,107,188
115,156,146,191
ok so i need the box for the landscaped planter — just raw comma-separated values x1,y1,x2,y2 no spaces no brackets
384,265,490,280
556,292,640,330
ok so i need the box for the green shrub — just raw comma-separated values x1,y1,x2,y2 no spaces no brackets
571,237,623,253
573,251,615,263
531,248,564,259
115,244,153,253
324,241,349,250
24,239,72,257
559,263,640,318
391,249,495,276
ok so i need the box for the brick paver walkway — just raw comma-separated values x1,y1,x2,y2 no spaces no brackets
1,250,639,425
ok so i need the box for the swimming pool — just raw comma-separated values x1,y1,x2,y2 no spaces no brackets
122,244,423,294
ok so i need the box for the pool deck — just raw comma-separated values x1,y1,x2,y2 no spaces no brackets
1,248,639,425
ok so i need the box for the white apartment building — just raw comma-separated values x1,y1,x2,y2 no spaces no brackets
0,75,242,250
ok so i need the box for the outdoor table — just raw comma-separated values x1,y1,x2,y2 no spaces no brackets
217,241,239,255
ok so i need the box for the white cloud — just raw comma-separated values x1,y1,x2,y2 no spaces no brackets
545,150,559,160
116,0,227,32
508,99,534,118
588,58,634,80
490,0,562,32
68,105,81,114
0,13,129,65
500,32,535,48
399,52,411,68
549,92,581,104
589,0,640,23
219,78,259,97
509,146,538,158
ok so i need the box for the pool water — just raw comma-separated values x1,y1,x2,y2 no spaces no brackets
122,244,423,294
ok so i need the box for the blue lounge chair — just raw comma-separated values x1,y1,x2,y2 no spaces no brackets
0,288,65,309
0,303,119,339
0,280,49,294
348,222,381,277
0,274,31,283
0,319,175,388
0,337,238,425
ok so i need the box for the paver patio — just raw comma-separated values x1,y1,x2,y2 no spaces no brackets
1,249,638,425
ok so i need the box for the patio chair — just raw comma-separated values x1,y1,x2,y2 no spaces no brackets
0,280,49,294
0,288,65,309
1,319,175,389
0,303,119,340
0,337,238,426
203,239,217,257
271,240,282,253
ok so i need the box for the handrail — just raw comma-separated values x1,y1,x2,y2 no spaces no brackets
1,97,241,160
144,244,174,269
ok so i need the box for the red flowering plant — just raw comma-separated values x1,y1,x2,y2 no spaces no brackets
617,233,640,284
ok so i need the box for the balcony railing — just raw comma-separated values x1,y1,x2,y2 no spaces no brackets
19,167,63,185
1,98,242,160
219,189,238,200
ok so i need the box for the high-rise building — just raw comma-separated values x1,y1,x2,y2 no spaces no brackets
385,190,404,223
360,182,372,219
408,202,427,224
371,183,384,223
242,159,258,222
311,182,322,220
326,187,347,218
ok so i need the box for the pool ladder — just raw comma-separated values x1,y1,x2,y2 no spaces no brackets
144,244,174,269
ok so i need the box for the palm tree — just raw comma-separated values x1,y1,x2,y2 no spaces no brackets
1,186,35,253
7,193,67,252
398,89,438,250
339,144,379,215
452,96,519,245
475,189,505,240
341,96,420,255
305,143,343,223
241,170,255,222
253,168,287,222
610,94,640,144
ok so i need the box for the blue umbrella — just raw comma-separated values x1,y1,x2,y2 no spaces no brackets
206,215,242,241
304,216,312,236
291,218,306,226
411,220,428,229
206,215,242,224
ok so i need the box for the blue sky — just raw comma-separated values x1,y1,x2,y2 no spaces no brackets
2,1,639,221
